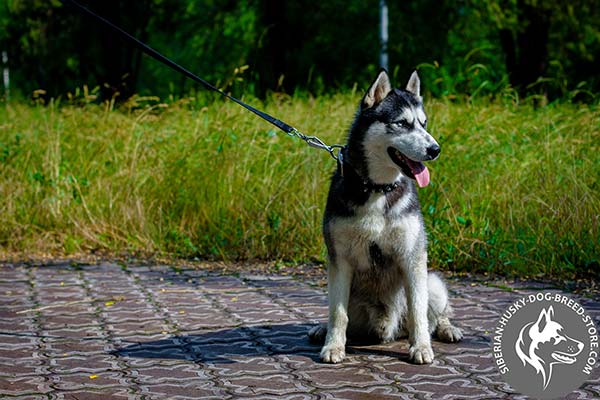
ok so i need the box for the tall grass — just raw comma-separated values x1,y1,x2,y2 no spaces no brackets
423,100,599,277
0,94,598,277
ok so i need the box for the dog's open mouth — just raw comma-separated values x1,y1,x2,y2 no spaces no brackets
552,351,577,364
387,147,430,188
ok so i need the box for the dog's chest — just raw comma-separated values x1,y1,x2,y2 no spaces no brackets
330,193,423,271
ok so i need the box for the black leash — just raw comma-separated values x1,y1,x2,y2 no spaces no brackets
60,0,343,160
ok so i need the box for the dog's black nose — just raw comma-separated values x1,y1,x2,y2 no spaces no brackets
427,144,441,160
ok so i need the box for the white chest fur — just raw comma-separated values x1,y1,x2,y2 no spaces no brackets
329,192,424,272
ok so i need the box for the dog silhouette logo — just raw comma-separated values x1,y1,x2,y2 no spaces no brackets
492,294,597,399
515,306,584,389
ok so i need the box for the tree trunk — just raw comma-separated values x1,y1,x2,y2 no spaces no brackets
255,0,287,96
500,1,550,94
91,0,151,100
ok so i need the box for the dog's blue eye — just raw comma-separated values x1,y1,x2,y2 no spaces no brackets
393,120,411,129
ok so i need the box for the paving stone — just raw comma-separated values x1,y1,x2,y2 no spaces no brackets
40,314,102,330
402,377,507,399
43,337,112,357
0,355,50,377
131,363,211,383
0,375,52,396
443,349,497,374
101,308,163,323
319,385,408,399
106,319,171,336
117,344,190,362
49,371,126,391
0,318,35,332
231,308,303,325
242,394,318,400
298,365,393,389
5,395,57,400
220,373,314,396
207,355,287,378
55,388,133,400
138,381,226,399
260,331,323,354
1,261,599,399
112,332,175,347
371,357,464,382
114,356,189,371
171,313,241,330
189,340,267,362
41,326,106,340
153,292,213,307
49,354,121,374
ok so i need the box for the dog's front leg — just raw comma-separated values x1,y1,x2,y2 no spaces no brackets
405,258,434,364
321,258,353,363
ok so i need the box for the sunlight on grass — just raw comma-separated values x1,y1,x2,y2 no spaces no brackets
0,95,598,277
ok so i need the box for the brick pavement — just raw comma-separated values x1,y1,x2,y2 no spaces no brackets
1,262,599,399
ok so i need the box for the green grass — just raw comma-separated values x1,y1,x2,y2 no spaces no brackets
0,94,598,278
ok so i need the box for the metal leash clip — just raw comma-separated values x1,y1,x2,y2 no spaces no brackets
287,128,344,161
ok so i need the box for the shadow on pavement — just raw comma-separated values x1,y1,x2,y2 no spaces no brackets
112,323,484,365
113,323,323,364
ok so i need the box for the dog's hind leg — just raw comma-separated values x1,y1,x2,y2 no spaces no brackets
366,298,401,343
308,323,327,344
427,272,463,343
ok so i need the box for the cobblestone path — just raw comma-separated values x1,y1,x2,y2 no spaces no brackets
1,262,599,399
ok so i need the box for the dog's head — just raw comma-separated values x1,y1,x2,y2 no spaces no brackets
348,70,440,187
515,306,584,389
527,306,583,365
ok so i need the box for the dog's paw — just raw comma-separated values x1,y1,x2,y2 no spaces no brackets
374,320,397,344
308,324,327,344
437,324,463,343
320,344,346,363
409,343,434,364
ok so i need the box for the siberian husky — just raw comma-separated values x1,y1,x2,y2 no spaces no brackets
309,70,462,364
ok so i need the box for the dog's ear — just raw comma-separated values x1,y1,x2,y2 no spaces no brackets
363,70,392,109
406,71,421,98
535,307,553,333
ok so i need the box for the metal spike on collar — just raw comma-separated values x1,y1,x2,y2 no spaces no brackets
363,180,401,194
384,182,399,193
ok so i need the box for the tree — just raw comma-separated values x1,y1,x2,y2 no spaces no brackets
477,0,600,98
0,0,597,100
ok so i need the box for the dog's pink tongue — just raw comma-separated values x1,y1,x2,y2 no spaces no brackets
406,160,430,188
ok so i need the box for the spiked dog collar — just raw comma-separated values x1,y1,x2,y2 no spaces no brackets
338,148,404,194
360,180,403,194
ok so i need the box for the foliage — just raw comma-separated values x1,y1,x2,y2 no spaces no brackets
470,0,600,99
0,95,598,278
0,0,598,100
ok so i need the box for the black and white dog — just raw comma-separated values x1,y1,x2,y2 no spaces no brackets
309,70,462,364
